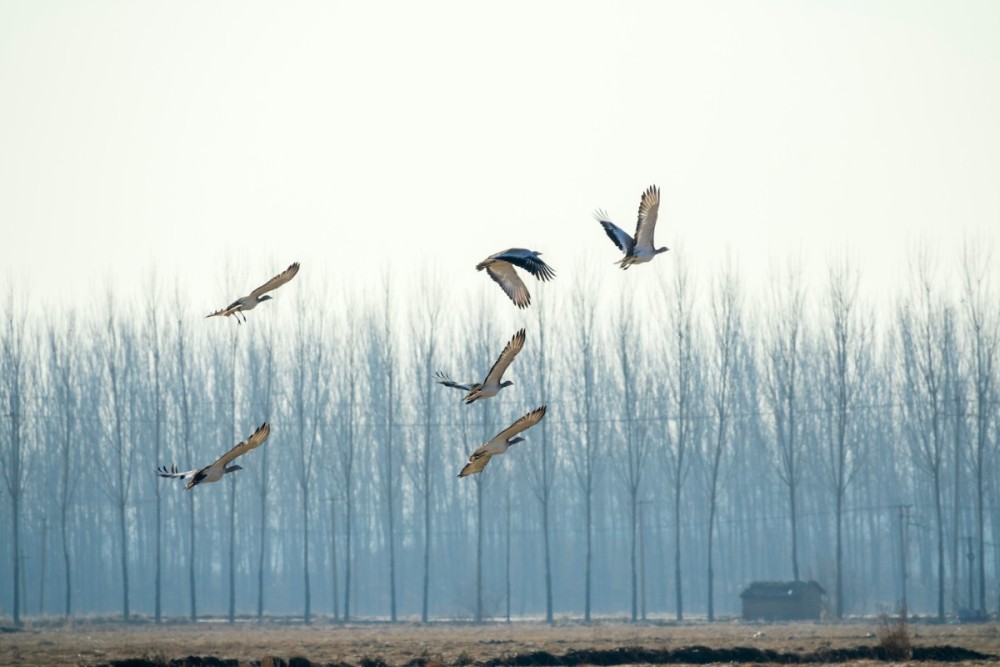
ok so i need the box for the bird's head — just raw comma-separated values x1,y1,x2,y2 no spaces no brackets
258,295,274,302
500,380,514,388
225,464,243,474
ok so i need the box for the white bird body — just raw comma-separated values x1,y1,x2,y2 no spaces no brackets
458,405,547,477
476,248,555,309
157,422,271,490
595,185,667,269
207,262,300,323
435,328,526,404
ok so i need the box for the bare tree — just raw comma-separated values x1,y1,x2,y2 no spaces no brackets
610,292,651,622
47,315,79,620
334,302,366,621
961,240,999,613
658,256,698,620
172,294,198,621
1,286,31,625
568,268,602,621
406,273,445,622
374,281,400,622
821,256,869,618
524,294,557,624
247,323,277,621
290,299,325,624
466,312,498,623
97,294,140,621
704,258,742,622
141,275,167,623
761,259,807,581
898,250,948,621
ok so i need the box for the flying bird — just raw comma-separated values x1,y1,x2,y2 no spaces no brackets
476,249,555,309
458,405,547,478
595,185,668,269
157,422,271,490
435,328,526,404
207,262,300,323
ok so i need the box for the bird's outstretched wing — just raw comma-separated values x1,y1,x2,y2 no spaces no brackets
211,422,271,469
434,371,473,392
458,451,493,477
483,261,531,309
249,262,301,299
594,210,635,254
156,464,196,480
482,328,526,386
492,405,547,443
488,248,556,282
632,185,660,251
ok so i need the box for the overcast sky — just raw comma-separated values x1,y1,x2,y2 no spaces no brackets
2,1,998,316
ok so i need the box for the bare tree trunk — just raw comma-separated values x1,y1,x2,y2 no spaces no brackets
569,272,600,623
228,335,238,624
763,260,805,583
251,329,275,623
228,474,237,623
823,257,868,619
706,261,742,622
342,353,358,622
610,295,648,623
379,287,398,622
476,474,484,623
899,253,949,621
474,398,490,623
659,258,696,621
49,320,77,621
175,313,197,621
145,286,164,625
0,288,29,626
103,307,134,622
962,242,999,614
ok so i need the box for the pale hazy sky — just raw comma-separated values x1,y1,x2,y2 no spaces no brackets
2,1,998,314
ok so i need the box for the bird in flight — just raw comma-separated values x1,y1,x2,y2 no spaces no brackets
207,262,300,323
458,405,547,477
435,328,526,404
157,422,271,490
476,249,555,309
595,185,667,269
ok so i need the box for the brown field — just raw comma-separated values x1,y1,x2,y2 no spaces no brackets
1,617,999,667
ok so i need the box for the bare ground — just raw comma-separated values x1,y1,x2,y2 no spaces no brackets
1,617,999,667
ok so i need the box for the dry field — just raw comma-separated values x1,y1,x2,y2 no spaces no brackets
1,617,999,667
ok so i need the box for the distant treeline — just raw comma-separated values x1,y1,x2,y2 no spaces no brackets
0,249,997,625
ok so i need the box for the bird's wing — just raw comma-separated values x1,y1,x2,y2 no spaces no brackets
594,210,635,254
484,261,532,309
458,451,493,477
156,464,197,480
492,405,547,442
249,262,300,299
632,185,661,251
482,328,526,385
211,422,271,469
434,371,472,392
490,248,556,282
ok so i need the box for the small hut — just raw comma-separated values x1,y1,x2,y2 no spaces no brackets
740,580,825,621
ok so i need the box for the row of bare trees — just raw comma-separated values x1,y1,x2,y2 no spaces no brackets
1,247,998,624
